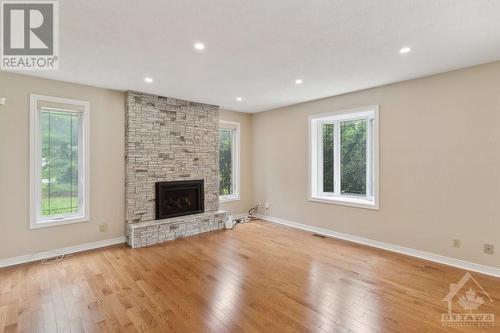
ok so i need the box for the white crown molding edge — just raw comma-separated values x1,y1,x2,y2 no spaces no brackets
0,236,126,269
255,214,500,278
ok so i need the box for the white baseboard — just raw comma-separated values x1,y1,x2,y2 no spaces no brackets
0,236,126,269
255,214,500,278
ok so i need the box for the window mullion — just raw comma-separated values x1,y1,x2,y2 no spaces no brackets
333,121,341,195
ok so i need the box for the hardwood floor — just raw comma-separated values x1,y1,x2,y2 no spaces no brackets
1,219,499,333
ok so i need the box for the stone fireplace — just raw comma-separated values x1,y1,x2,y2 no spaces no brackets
125,91,227,248
155,180,204,219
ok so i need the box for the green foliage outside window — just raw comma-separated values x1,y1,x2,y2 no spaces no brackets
219,128,233,196
321,119,367,196
41,111,80,216
322,123,334,192
340,120,367,195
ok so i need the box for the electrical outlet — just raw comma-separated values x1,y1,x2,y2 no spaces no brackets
265,202,270,209
99,223,107,232
452,238,461,248
484,244,494,255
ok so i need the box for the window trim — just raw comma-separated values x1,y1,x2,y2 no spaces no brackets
219,120,240,202
29,94,90,229
308,105,379,210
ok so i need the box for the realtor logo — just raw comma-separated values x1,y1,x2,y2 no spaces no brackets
441,272,495,328
1,1,59,70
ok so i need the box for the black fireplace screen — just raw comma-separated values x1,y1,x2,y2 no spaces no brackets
155,180,204,219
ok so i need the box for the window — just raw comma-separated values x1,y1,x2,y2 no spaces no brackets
309,106,379,209
30,95,90,228
219,121,240,202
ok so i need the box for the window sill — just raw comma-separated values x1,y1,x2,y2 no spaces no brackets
30,215,89,229
309,195,379,210
219,196,240,203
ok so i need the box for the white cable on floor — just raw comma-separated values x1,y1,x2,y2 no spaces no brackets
41,253,66,264
30,250,71,265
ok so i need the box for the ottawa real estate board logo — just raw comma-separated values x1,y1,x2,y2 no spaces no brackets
1,1,59,70
441,272,495,328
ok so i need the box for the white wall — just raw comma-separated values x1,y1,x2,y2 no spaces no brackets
251,61,500,269
0,72,126,259
2,61,500,270
219,109,255,215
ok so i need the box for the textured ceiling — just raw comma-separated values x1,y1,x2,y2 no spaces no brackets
11,0,500,112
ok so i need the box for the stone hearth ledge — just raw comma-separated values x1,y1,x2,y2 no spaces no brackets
126,210,228,248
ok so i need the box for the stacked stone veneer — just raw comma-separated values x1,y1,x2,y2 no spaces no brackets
127,210,227,248
125,91,226,247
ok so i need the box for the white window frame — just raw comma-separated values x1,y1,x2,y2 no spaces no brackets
30,94,90,229
219,120,240,202
309,105,379,210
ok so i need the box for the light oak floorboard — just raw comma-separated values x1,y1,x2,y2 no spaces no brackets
1,220,499,332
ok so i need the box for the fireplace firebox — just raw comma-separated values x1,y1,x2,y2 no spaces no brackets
155,180,204,219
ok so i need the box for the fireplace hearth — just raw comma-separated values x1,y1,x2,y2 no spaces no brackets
126,92,226,248
155,180,204,219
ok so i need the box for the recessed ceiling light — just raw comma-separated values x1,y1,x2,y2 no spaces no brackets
295,79,303,84
399,47,411,54
194,42,205,50
144,77,153,83
236,97,242,102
